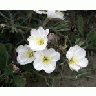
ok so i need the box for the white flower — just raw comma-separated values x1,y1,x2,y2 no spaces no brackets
27,27,49,51
16,45,35,65
66,45,88,72
34,10,47,14
33,48,60,73
34,10,64,20
47,10,64,20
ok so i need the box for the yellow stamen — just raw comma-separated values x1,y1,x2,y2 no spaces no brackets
24,50,34,58
36,38,45,45
42,56,51,64
69,56,80,65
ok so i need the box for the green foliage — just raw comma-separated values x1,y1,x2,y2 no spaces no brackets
0,74,5,82
13,75,26,87
77,16,84,37
86,30,96,48
19,63,33,71
71,35,79,44
4,66,13,75
0,43,8,70
0,43,13,70
5,43,12,53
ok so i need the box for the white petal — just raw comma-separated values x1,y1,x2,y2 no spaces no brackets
66,45,86,59
28,38,47,51
78,58,88,67
75,47,86,59
40,48,58,60
16,45,26,53
31,29,38,36
45,48,60,61
17,55,28,65
33,60,43,71
40,48,60,61
38,27,49,36
34,51,43,60
69,45,80,53
66,51,74,59
42,61,56,73
27,36,36,41
25,57,35,63
34,10,47,14
49,61,56,67
52,52,60,61
47,10,64,20
66,45,79,59
69,63,81,72
45,29,49,36
44,64,56,73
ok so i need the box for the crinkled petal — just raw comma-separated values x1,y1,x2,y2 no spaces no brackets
16,45,27,53
17,54,34,65
78,58,88,67
66,45,79,58
38,27,49,36
75,47,86,59
28,38,47,51
29,41,47,51
66,45,86,59
43,48,60,61
17,55,28,65
52,52,60,61
69,63,81,72
42,61,56,73
33,60,43,70
31,29,38,36
47,10,64,20
44,64,56,73
34,10,47,14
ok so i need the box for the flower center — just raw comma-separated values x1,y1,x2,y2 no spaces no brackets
24,50,34,58
42,56,51,64
69,58,76,64
36,38,45,45
69,56,80,65
28,52,33,57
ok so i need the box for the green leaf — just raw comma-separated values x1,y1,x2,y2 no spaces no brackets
77,16,84,37
5,43,12,54
4,66,13,75
0,43,8,70
4,43,12,64
86,30,96,48
71,35,79,44
13,75,26,87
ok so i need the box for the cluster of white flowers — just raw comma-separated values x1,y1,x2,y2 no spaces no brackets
16,27,60,73
16,10,89,73
34,10,64,20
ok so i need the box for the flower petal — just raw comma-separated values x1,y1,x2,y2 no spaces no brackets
69,63,81,72
44,64,56,73
33,60,43,70
75,47,86,59
78,58,88,67
17,55,28,65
